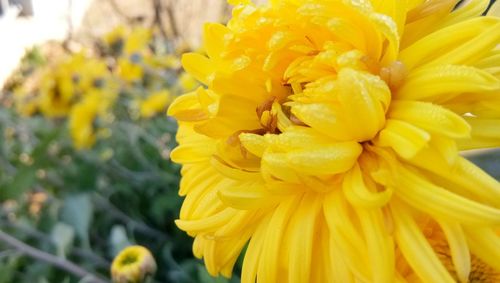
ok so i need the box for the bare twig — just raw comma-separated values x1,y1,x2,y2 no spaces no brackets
151,0,168,39
107,0,134,23
0,220,110,269
164,0,179,38
0,230,109,283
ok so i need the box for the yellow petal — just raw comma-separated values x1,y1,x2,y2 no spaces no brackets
437,219,471,283
175,208,236,234
195,95,260,138
402,0,456,48
261,152,301,183
406,148,500,207
287,194,322,283
291,102,351,141
182,53,214,85
258,196,301,283
324,191,370,281
210,156,259,181
439,0,490,27
376,119,431,159
464,227,500,270
356,207,395,283
391,203,456,283
455,156,500,205
427,21,500,67
179,176,228,219
399,17,499,70
396,64,499,101
217,181,276,210
388,100,471,139
394,165,500,225
342,163,393,208
286,142,362,175
171,125,215,163
241,215,271,283
370,13,400,64
459,117,500,149
239,133,268,157
203,23,232,59
336,68,391,141
167,90,210,121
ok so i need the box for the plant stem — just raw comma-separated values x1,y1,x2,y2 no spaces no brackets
0,230,110,283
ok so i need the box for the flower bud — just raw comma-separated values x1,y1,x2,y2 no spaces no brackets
111,245,157,283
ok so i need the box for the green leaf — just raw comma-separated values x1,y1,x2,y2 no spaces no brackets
50,222,75,258
60,194,93,248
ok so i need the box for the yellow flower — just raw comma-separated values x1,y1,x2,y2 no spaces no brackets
68,91,108,149
117,58,144,83
169,1,500,282
111,245,157,283
178,72,199,92
104,26,151,56
37,53,111,118
139,89,171,118
124,27,151,55
104,25,127,54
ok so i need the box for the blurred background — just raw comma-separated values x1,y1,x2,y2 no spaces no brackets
0,0,498,283
0,1,254,282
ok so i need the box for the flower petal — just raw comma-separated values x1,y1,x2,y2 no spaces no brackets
286,142,362,175
396,64,499,101
391,203,456,283
437,220,471,283
376,119,431,159
394,165,500,225
464,227,500,270
388,100,471,139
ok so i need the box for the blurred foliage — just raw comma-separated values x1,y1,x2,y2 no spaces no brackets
0,25,239,283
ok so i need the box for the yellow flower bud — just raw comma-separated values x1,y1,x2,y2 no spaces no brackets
111,245,157,283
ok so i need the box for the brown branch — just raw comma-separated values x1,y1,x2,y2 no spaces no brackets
151,0,168,39
164,0,179,38
0,230,109,283
107,0,134,23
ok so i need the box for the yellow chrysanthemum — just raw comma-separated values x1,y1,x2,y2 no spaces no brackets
117,57,144,83
69,90,111,149
168,1,500,282
139,89,171,118
104,25,127,53
36,53,110,118
178,72,199,92
111,245,157,283
124,27,152,55
104,26,152,56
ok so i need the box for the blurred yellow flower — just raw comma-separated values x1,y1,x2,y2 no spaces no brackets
111,245,157,283
22,53,112,118
104,25,127,54
145,54,180,69
117,58,143,83
139,89,171,118
69,90,109,150
124,27,151,55
178,72,198,92
168,0,500,282
104,26,151,56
